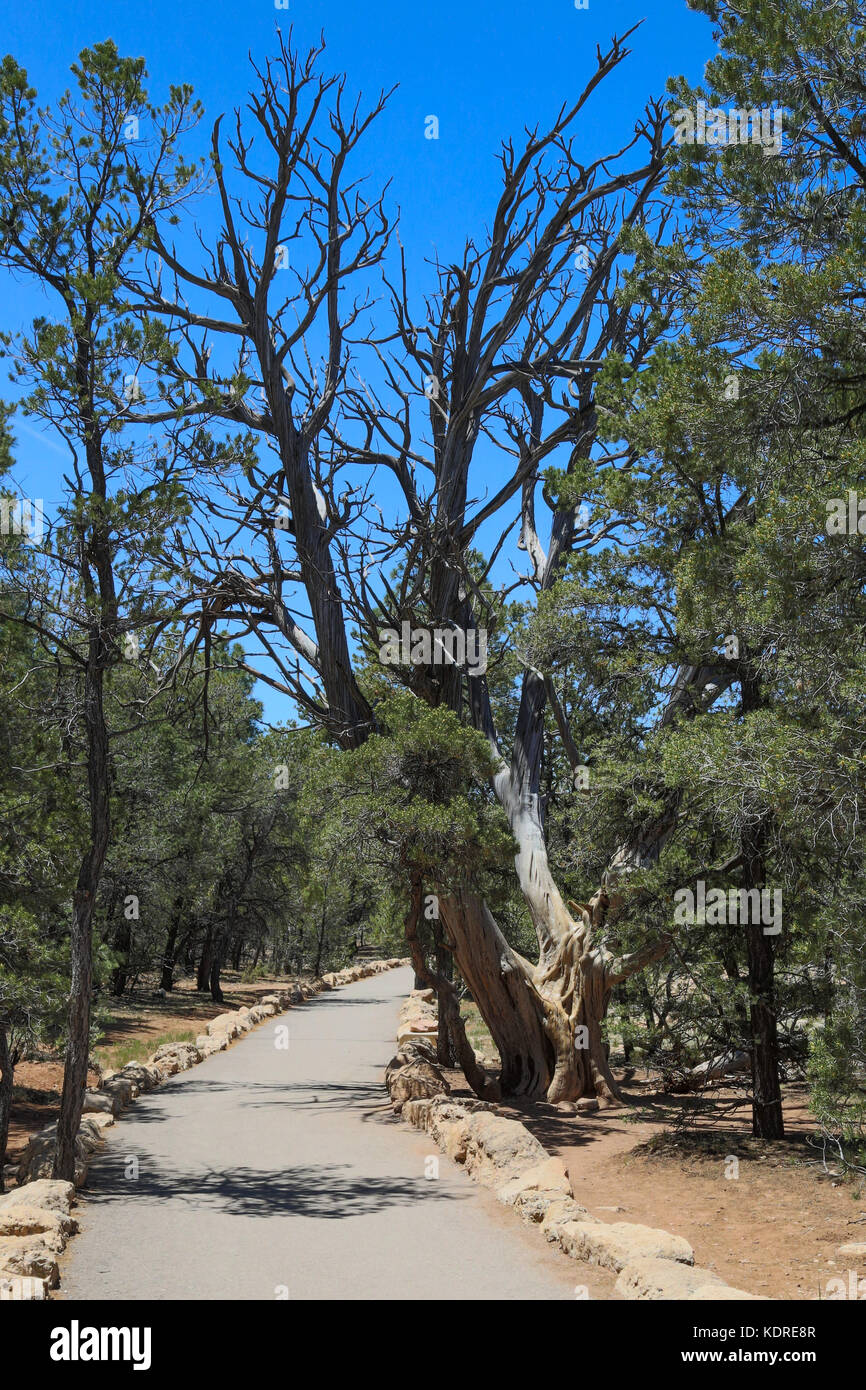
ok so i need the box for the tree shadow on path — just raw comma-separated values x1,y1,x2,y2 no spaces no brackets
79,1154,466,1220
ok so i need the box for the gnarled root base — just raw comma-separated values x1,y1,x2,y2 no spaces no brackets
533,928,623,1104
438,893,626,1104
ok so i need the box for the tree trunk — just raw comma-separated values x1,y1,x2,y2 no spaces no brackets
54,647,110,1182
439,873,668,1102
432,921,456,1068
111,914,131,996
209,950,225,1004
740,668,784,1141
197,927,214,993
160,917,180,992
0,1025,14,1192
744,917,783,1138
404,880,497,1100
181,931,195,974
451,668,669,1102
313,904,328,978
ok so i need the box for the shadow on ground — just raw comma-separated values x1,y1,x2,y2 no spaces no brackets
79,1154,467,1220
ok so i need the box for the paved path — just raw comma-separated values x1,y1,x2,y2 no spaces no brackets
61,967,589,1301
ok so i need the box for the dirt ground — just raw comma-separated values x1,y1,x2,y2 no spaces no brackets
5,971,309,1167
444,1065,866,1301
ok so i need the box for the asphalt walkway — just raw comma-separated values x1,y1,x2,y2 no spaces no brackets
61,966,587,1300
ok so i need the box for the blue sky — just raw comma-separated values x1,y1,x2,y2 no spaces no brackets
1,0,717,725
2,1,714,277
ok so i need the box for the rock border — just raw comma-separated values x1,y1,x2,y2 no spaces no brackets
0,957,409,1301
388,988,765,1302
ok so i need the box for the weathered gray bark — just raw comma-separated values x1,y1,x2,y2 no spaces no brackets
446,658,734,1102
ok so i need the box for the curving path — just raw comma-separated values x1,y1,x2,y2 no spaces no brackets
60,966,597,1301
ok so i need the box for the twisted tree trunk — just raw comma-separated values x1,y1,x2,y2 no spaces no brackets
436,665,671,1103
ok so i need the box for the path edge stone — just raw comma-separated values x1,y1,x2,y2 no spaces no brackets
388,988,766,1303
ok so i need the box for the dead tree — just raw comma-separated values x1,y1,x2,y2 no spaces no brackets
127,32,717,1102
334,30,676,1099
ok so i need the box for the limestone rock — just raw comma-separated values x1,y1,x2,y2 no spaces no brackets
396,1029,438,1051
689,1284,767,1300
0,1180,75,1217
615,1256,763,1300
401,1098,434,1130
0,1205,77,1244
150,1043,201,1071
556,1220,694,1273
461,1112,549,1187
0,1272,49,1299
428,1100,475,1163
541,1198,598,1239
206,1013,242,1039
17,1125,91,1186
497,1157,572,1209
396,1038,438,1066
387,1058,450,1107
101,1075,137,1109
0,1236,59,1287
152,1054,179,1077
119,1062,159,1092
81,1091,114,1115
86,1113,115,1134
